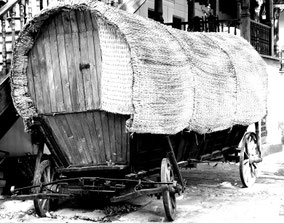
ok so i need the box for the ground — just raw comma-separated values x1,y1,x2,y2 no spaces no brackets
1,151,284,223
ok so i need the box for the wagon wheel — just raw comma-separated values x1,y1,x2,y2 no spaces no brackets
161,158,176,221
239,132,260,188
33,160,57,217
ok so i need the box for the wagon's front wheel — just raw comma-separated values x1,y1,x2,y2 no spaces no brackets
161,158,176,221
33,160,56,217
239,132,261,187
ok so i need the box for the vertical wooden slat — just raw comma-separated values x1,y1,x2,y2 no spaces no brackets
29,46,44,111
78,113,98,164
90,13,102,107
101,111,111,162
9,7,16,50
93,111,106,162
69,10,86,111
107,113,116,162
42,24,56,112
85,112,102,163
1,17,7,75
55,14,72,111
20,0,26,29
27,58,36,106
114,114,122,162
58,115,84,164
48,19,65,112
36,33,51,113
61,11,79,111
121,116,129,162
65,113,90,164
84,11,100,108
76,10,94,110
45,116,73,163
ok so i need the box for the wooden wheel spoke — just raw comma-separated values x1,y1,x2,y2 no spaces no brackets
240,132,260,187
161,158,177,221
33,160,57,217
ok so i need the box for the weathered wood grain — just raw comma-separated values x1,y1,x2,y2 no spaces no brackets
36,32,51,113
29,43,44,112
69,10,86,111
84,10,100,108
93,111,106,162
90,12,102,107
76,10,93,110
54,14,72,111
61,11,79,111
114,114,122,162
48,19,65,112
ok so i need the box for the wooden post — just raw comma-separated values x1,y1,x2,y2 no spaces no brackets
31,127,45,178
154,0,163,23
188,0,195,20
255,121,262,155
240,0,251,42
236,0,241,20
266,0,274,56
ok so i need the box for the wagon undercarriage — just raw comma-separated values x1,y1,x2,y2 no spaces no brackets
6,122,263,221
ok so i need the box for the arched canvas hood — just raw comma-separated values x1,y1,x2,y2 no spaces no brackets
10,0,268,134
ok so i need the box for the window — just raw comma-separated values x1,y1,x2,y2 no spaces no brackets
172,16,183,30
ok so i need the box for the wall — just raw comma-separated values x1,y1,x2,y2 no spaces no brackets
0,118,35,157
262,56,284,155
279,11,284,49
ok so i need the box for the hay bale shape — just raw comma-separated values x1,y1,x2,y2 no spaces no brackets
10,0,268,135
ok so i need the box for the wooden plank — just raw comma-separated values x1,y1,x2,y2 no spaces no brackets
26,58,36,107
36,32,51,113
57,164,128,173
114,114,122,162
101,111,111,162
61,11,79,111
90,13,102,107
65,113,90,165
76,10,94,110
107,113,117,162
85,112,101,164
93,111,106,162
84,10,100,108
69,10,86,111
48,19,65,112
58,114,84,165
29,44,44,112
54,115,79,164
78,112,98,164
44,116,72,163
40,23,57,113
54,14,72,112
121,116,129,163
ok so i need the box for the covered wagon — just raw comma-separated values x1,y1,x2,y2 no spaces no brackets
9,0,268,220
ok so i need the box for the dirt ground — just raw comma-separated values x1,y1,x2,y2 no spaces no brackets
1,151,284,223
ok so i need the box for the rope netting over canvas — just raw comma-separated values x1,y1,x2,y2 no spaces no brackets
10,0,268,134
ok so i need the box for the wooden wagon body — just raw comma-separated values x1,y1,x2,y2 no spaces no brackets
8,1,266,221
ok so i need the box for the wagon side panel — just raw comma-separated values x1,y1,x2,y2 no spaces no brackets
42,112,130,166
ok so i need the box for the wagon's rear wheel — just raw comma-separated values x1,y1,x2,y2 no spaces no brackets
161,158,176,221
239,132,260,187
33,160,57,217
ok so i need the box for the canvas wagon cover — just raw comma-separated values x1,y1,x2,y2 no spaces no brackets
10,0,268,135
